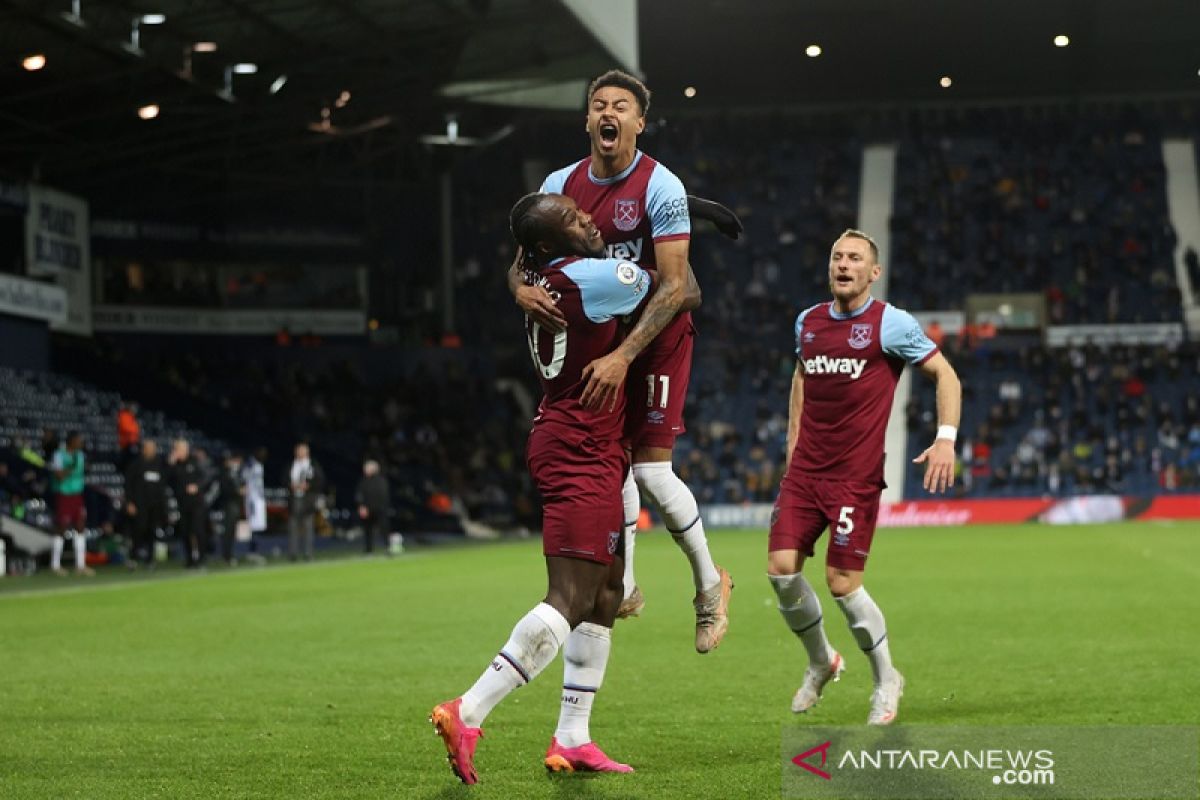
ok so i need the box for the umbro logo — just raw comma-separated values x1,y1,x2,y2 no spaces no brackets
803,331,817,342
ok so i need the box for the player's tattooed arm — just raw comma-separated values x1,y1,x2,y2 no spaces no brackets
912,352,962,494
580,239,698,411
784,363,805,472
507,245,567,333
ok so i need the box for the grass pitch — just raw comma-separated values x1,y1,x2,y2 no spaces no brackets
1,522,1197,799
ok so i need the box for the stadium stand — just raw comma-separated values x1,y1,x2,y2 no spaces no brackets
904,337,1200,498
0,366,229,537
19,111,1198,533
54,336,537,536
889,109,1182,323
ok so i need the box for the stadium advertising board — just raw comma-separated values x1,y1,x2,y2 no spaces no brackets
1044,322,1186,347
912,310,966,335
92,306,367,335
702,496,1200,529
0,274,67,325
23,184,91,335
966,293,1044,330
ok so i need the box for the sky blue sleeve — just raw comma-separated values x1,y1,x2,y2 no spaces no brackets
561,259,652,322
646,164,690,240
539,162,578,195
794,306,817,358
881,304,938,364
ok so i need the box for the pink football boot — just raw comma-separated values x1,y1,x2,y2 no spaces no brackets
544,737,634,774
430,698,483,784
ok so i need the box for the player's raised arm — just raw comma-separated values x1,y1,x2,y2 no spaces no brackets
911,352,962,494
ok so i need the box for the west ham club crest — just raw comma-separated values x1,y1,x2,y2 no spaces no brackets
848,323,873,350
613,198,641,232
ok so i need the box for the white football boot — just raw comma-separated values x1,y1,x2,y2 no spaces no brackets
867,670,905,725
791,651,845,713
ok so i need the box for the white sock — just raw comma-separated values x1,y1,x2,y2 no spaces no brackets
51,537,64,570
633,461,720,592
834,587,896,685
768,572,834,668
459,602,570,727
73,532,86,569
621,470,639,598
554,623,612,748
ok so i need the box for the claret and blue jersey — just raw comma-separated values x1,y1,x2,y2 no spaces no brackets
524,256,653,442
789,297,939,486
539,150,691,268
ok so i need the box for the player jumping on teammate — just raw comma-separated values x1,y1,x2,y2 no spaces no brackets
509,70,734,653
767,230,961,725
432,192,693,784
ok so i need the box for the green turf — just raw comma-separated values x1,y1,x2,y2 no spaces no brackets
1,522,1198,799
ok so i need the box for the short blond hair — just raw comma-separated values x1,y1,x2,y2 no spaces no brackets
835,229,879,263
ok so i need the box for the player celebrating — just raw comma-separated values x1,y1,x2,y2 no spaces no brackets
766,230,961,725
432,193,688,784
509,69,733,653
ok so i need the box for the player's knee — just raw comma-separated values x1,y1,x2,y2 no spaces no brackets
543,585,590,628
767,549,803,576
825,570,862,597
592,575,623,624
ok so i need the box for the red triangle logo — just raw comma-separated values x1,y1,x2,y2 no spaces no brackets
792,740,832,780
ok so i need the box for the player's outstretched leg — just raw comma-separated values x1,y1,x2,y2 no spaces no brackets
616,469,644,619
431,602,571,784
633,460,732,652
546,622,633,774
831,581,903,725
768,570,844,713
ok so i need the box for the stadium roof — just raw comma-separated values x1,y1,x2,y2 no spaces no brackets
0,0,629,219
2,0,1197,222
641,0,1200,111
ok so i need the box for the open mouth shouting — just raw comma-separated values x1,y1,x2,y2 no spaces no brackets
597,121,619,151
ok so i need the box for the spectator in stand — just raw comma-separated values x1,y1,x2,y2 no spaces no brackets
117,403,140,470
355,459,390,555
124,439,169,568
50,432,92,577
286,443,324,562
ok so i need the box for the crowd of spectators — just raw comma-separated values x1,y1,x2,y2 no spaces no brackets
906,337,1200,498
889,108,1182,323
22,107,1196,539
75,338,538,533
